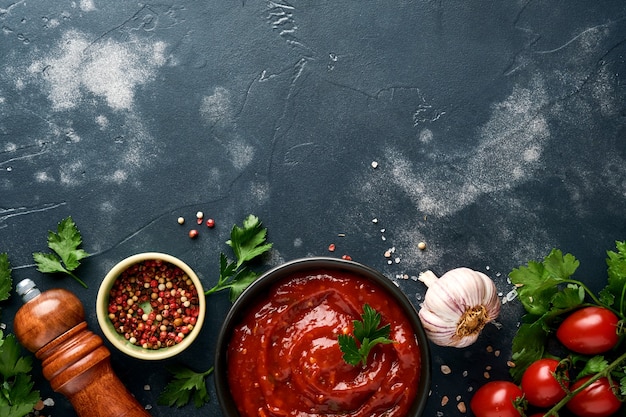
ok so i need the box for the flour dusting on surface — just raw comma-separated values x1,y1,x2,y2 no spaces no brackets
200,86,256,170
34,171,55,183
27,30,166,111
343,78,554,271
200,87,233,126
386,80,550,219
468,81,550,193
0,29,167,190
95,115,109,129
59,161,85,186
79,0,96,12
248,181,270,204
228,137,255,170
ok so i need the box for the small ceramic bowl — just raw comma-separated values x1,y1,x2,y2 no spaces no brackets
96,252,206,360
215,257,431,417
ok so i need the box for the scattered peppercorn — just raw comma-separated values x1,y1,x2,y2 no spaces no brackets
418,241,427,250
106,259,201,350
177,217,185,225
206,218,215,228
196,211,203,219
341,254,352,261
328,243,336,252
188,229,199,239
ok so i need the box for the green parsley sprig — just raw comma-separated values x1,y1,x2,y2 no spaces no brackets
33,216,89,288
0,254,11,303
157,365,213,408
508,243,626,416
204,214,272,302
0,253,41,417
338,304,395,367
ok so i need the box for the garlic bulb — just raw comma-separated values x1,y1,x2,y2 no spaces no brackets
418,267,501,348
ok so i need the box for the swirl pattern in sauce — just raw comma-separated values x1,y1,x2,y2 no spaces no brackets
227,270,422,417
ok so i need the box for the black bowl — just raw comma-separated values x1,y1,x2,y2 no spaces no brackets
215,257,431,417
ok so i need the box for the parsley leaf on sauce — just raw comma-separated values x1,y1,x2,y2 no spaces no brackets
338,304,394,367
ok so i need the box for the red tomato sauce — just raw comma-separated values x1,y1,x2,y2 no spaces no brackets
227,269,422,417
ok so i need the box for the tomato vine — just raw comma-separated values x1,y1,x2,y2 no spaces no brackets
505,242,626,417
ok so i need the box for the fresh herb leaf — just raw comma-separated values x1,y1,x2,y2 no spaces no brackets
602,240,626,316
0,332,40,417
46,217,88,270
577,356,610,379
1,251,44,416
33,216,89,288
0,333,32,377
338,304,394,367
205,215,272,302
32,253,71,275
227,214,273,269
226,268,260,301
354,304,392,341
157,366,213,408
509,249,581,316
509,321,548,382
0,373,41,417
337,334,362,365
0,254,11,302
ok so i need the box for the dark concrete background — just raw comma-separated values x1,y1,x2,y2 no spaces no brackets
1,1,625,416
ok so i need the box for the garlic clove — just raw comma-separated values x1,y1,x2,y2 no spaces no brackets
418,267,500,348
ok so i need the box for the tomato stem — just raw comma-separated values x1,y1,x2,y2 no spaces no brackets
541,349,626,417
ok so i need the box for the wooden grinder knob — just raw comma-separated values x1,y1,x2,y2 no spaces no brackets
13,279,151,417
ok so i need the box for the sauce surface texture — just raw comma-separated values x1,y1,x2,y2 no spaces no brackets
227,269,422,417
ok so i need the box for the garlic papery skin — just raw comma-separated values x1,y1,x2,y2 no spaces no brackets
418,267,501,348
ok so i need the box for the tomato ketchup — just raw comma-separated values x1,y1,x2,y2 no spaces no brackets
227,270,422,417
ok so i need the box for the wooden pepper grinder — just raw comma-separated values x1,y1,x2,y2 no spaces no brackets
13,279,151,417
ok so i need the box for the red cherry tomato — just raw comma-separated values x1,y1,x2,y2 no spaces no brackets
556,307,619,355
566,376,622,417
470,381,523,417
521,358,569,408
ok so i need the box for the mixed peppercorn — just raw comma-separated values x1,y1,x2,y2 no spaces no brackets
106,259,200,349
